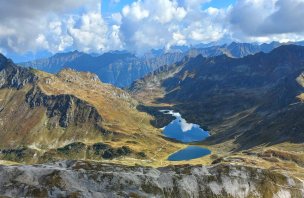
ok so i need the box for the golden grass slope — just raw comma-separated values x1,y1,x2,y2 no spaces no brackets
0,68,185,165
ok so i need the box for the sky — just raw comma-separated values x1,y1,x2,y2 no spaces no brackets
1,0,304,62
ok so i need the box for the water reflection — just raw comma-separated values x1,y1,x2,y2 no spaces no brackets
160,110,209,143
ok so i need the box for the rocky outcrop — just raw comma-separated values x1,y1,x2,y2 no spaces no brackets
25,86,103,129
0,54,37,89
0,160,303,198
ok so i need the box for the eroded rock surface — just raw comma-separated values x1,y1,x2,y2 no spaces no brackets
0,161,303,198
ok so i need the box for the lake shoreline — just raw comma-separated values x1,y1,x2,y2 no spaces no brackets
160,110,212,161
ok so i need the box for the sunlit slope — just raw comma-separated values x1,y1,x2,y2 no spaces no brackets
0,54,182,164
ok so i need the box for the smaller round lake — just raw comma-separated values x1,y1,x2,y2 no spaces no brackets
160,110,211,161
168,146,211,161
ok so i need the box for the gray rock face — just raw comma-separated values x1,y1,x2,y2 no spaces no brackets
0,161,303,198
26,86,103,129
0,54,37,89
0,54,106,135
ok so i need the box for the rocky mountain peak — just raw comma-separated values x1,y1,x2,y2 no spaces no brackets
0,53,7,62
0,54,37,89
57,68,102,84
0,53,11,70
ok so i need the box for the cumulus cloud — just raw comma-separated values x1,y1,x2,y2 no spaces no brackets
261,0,304,34
229,0,304,42
119,0,227,52
1,0,304,56
0,0,92,20
68,12,108,52
0,0,122,54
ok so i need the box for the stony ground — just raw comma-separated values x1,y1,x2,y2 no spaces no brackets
0,160,303,198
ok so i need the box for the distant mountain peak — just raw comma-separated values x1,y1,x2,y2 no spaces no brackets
57,68,101,83
0,53,7,60
0,53,8,68
53,50,86,58
0,54,14,70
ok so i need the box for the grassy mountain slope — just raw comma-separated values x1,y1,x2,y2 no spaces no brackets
0,54,183,165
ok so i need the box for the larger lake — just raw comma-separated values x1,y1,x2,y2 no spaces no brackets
160,110,211,161
160,110,209,143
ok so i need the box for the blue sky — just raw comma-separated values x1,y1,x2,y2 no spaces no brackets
101,0,236,16
1,0,304,62
102,0,134,15
202,0,236,8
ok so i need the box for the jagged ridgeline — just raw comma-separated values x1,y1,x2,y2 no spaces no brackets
0,54,181,164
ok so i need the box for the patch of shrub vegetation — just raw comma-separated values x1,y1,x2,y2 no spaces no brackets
57,142,86,155
0,147,36,162
102,146,132,159
137,151,147,158
91,143,110,155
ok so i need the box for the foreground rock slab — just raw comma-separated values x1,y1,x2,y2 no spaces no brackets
0,160,303,198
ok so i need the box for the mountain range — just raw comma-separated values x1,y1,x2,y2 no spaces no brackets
20,50,184,87
21,41,303,88
131,45,304,150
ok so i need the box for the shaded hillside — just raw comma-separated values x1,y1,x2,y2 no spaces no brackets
131,45,304,150
0,54,181,164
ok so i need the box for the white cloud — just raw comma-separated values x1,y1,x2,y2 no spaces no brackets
68,11,107,52
119,0,227,52
180,118,194,132
229,0,304,42
2,0,304,56
0,0,124,54
0,0,101,53
122,2,150,21
35,34,49,49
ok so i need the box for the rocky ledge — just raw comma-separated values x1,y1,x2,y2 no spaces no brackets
0,160,303,198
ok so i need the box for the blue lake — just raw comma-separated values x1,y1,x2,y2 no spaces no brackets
168,146,211,161
160,110,211,161
160,110,209,143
